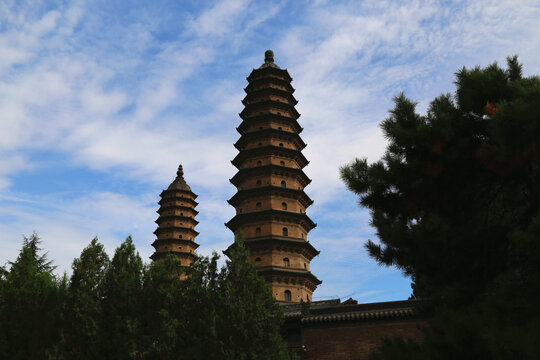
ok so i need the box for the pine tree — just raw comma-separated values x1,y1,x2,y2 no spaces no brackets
63,238,110,359
341,57,540,358
0,233,65,360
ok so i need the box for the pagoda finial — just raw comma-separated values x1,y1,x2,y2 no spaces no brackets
259,49,279,69
264,49,274,64
177,164,184,178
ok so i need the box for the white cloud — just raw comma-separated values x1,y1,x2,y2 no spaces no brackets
0,191,156,272
190,0,251,37
1,0,540,302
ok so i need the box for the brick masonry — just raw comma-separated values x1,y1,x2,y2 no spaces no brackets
299,320,426,360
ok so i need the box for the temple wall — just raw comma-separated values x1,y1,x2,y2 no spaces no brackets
289,319,427,360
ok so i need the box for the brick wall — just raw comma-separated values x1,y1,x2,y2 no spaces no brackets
296,319,427,360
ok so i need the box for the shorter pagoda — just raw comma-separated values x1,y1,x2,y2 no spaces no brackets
151,164,199,269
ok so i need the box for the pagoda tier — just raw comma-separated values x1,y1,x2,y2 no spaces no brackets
231,146,309,169
151,165,199,271
226,50,321,304
236,113,303,135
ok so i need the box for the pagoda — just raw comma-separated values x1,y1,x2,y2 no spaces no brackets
226,50,321,303
151,164,199,271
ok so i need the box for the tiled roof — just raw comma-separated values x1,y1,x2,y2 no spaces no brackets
283,298,428,324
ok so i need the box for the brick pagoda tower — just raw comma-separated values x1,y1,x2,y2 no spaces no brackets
226,50,321,303
152,164,199,270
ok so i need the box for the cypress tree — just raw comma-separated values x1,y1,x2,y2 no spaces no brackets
215,235,297,360
101,236,144,359
63,238,110,359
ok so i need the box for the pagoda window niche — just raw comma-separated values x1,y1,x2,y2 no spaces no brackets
225,50,321,303
284,290,292,302
283,258,290,267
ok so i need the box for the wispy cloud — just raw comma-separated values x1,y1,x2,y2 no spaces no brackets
1,0,539,303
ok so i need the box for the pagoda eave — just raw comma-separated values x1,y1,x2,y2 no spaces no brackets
155,215,199,225
244,77,295,94
157,205,199,215
159,188,198,199
233,129,306,151
245,236,320,260
231,146,309,169
225,210,316,233
158,196,198,207
247,66,292,82
151,238,200,249
229,165,312,188
227,186,314,208
240,100,300,119
153,227,200,237
150,250,197,261
236,114,303,134
242,88,298,106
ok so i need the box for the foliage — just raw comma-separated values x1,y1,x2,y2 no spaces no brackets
341,57,540,359
101,235,145,359
63,237,110,359
1,234,295,359
0,233,66,360
216,235,295,360
142,235,296,360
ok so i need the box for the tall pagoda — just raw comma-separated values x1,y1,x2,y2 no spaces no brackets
226,50,321,303
152,164,199,271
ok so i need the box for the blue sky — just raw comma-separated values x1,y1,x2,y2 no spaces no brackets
1,0,539,302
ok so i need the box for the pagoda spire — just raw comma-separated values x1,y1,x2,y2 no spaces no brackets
151,164,199,272
226,51,321,303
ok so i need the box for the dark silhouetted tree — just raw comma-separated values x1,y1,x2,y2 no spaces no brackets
141,236,296,360
0,233,66,360
63,237,110,359
341,56,540,359
216,235,295,360
101,236,144,359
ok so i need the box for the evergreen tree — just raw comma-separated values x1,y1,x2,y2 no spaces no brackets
63,238,110,359
141,237,296,360
215,235,297,360
141,253,189,359
341,57,540,358
101,236,144,359
176,253,223,360
0,233,65,360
